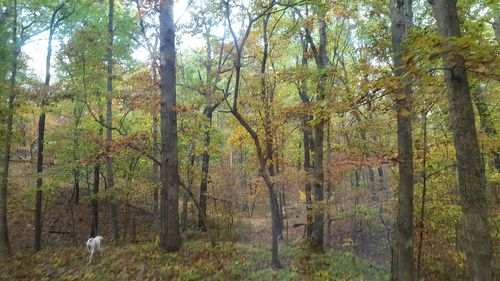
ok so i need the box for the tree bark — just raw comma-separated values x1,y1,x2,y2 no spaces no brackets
428,1,494,280
390,0,415,279
159,0,182,252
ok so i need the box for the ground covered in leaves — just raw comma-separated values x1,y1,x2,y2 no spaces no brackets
0,239,389,280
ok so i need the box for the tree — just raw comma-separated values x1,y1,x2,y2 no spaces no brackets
295,3,329,252
427,0,494,280
196,12,223,232
133,0,160,216
222,0,284,267
106,0,119,241
159,0,182,252
297,29,314,240
34,0,72,252
182,1,226,230
390,0,415,280
0,0,17,256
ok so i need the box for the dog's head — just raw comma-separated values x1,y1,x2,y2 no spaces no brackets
95,236,104,242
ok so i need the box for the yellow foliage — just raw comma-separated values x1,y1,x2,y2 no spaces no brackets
227,125,250,146
299,190,306,203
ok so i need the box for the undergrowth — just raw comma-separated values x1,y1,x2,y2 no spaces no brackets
0,239,389,280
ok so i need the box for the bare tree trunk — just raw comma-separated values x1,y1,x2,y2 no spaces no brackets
390,0,415,279
106,0,119,241
159,0,181,252
428,1,494,280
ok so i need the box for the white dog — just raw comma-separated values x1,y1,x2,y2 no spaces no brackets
86,235,103,264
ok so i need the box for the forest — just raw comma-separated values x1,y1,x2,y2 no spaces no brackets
0,0,498,280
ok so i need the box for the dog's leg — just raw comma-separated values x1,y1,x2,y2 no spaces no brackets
88,249,93,264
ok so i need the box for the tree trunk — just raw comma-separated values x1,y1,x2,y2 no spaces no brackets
310,16,328,253
325,122,333,247
91,101,104,237
159,0,182,252
471,84,499,204
353,171,361,255
91,163,100,237
152,115,159,216
223,0,281,267
416,110,428,281
151,55,160,217
198,108,212,231
390,0,415,279
182,145,195,229
0,0,18,256
73,104,82,205
298,32,313,240
493,14,500,43
259,14,283,240
106,0,119,241
34,110,45,251
35,18,57,253
428,1,494,280
268,184,281,265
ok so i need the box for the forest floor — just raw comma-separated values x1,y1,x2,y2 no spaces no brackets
0,239,389,280
1,161,391,280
